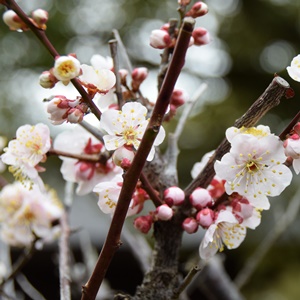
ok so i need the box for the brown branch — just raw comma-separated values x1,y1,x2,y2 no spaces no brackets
47,148,100,162
139,172,163,207
81,17,195,300
184,76,292,197
109,39,124,108
4,0,101,119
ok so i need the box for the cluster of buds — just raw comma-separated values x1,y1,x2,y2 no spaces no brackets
150,2,210,50
46,95,88,124
134,186,185,234
2,8,48,31
119,67,149,99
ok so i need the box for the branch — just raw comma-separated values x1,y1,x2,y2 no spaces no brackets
109,39,124,108
81,17,195,300
184,76,292,197
4,0,101,119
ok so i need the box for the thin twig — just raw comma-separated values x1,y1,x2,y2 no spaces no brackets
234,185,300,289
79,120,104,144
16,273,46,300
81,17,195,300
112,29,133,73
59,181,74,300
48,148,100,162
139,172,163,207
109,39,124,108
4,0,101,119
172,265,201,299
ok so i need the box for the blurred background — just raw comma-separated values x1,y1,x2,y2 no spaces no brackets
1,0,300,299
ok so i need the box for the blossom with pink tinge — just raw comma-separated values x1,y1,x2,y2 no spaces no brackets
190,187,213,210
164,186,185,206
196,208,215,228
150,29,172,49
155,204,173,221
182,217,198,234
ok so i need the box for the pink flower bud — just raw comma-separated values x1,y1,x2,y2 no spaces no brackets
186,2,208,18
3,10,27,31
156,204,173,221
39,71,57,89
131,67,148,91
164,186,185,206
170,89,189,107
196,208,214,228
119,69,129,85
31,9,48,27
284,134,300,159
207,177,225,199
190,187,213,210
150,29,172,49
182,217,198,234
47,96,70,125
134,215,153,234
192,27,210,46
67,108,84,123
112,146,135,169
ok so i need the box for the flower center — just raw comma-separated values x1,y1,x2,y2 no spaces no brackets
123,127,137,144
246,160,259,173
58,61,75,76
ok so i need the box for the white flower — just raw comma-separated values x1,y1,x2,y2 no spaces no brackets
93,174,141,216
1,123,51,183
0,182,63,247
79,65,116,93
100,102,165,161
52,55,81,84
54,126,121,195
90,54,113,70
226,125,271,143
215,134,292,210
287,54,300,82
199,210,246,260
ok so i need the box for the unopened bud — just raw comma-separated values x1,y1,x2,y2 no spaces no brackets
156,204,173,221
3,10,27,31
47,96,70,125
39,71,57,89
164,186,185,206
186,2,208,18
284,134,300,159
31,9,48,28
119,69,129,85
134,215,153,234
150,29,172,49
170,89,189,107
112,146,135,169
192,27,210,46
196,208,214,228
182,217,198,234
67,108,84,123
131,67,148,91
190,187,213,210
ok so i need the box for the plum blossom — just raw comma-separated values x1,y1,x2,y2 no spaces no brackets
215,133,292,210
79,65,116,94
286,54,300,82
0,182,63,247
93,174,145,216
1,123,51,184
52,55,81,84
54,126,121,195
100,102,165,161
199,210,246,260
